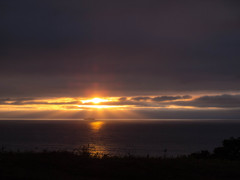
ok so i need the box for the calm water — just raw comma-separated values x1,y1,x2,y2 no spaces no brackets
0,119,240,156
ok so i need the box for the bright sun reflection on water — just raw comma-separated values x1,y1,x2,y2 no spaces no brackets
89,121,104,132
88,144,108,156
88,121,108,156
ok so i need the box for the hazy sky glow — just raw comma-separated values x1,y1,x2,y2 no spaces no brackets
1,0,240,119
1,94,240,119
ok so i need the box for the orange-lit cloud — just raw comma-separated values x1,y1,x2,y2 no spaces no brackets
0,94,240,119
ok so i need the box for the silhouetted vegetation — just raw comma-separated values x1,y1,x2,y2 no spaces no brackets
1,138,240,180
189,137,240,160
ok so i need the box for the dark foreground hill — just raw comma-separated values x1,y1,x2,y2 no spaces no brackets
1,137,240,180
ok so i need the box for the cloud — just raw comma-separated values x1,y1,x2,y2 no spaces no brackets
0,98,80,105
100,94,240,109
0,94,240,119
131,96,151,101
118,97,127,101
0,97,35,102
84,100,150,106
173,94,240,108
1,94,240,109
0,98,35,105
152,95,192,102
0,0,239,97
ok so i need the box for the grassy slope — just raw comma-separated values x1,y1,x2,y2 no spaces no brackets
1,151,240,180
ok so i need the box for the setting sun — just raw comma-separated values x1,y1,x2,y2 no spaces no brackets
82,97,108,104
91,98,104,104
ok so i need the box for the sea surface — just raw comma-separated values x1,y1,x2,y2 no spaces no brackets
0,119,240,156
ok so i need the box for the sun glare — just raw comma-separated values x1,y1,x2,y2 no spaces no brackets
91,98,103,104
82,97,108,104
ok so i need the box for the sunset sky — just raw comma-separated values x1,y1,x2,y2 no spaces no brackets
1,0,240,119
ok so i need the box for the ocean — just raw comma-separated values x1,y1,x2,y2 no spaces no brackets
0,119,240,157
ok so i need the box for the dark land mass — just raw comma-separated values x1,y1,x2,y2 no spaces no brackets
1,137,240,180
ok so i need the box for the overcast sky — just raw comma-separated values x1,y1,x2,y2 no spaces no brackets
1,0,240,119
